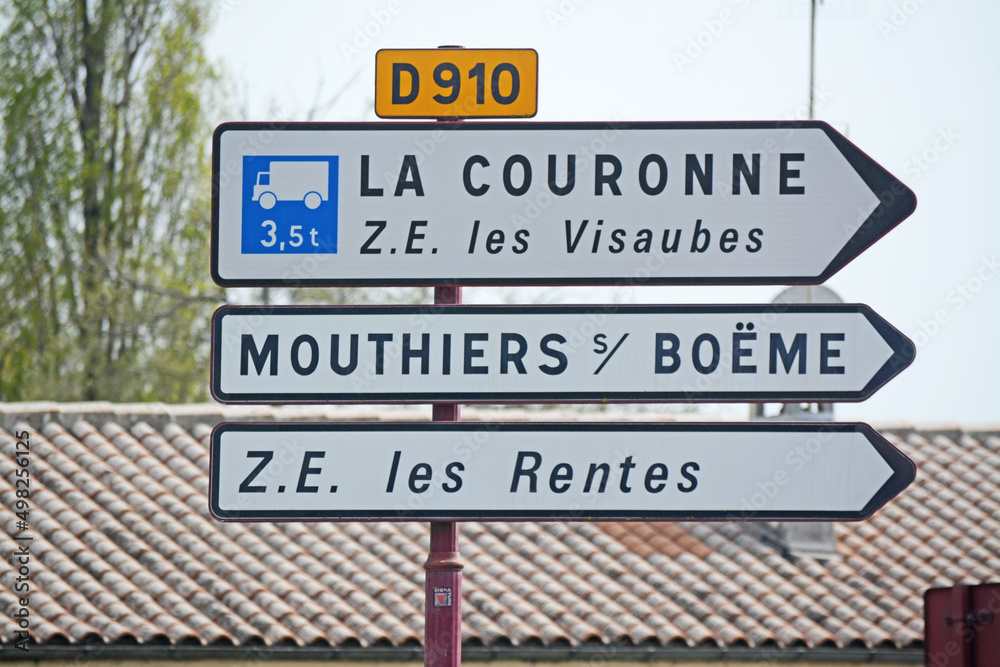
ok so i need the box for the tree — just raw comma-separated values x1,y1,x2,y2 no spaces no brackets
0,0,219,401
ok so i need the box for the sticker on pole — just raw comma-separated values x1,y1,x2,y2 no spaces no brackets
240,156,339,254
433,587,453,607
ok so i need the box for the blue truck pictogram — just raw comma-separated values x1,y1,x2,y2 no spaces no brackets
252,161,329,210
241,156,338,254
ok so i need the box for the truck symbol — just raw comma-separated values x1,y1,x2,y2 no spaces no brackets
252,161,329,210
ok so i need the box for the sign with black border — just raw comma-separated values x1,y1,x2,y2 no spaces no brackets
211,121,916,287
211,303,914,404
208,422,916,522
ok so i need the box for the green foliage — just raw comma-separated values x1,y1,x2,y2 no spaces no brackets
0,0,220,401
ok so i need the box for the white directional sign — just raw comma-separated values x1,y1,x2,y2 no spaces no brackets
208,422,916,522
211,304,914,403
211,121,915,287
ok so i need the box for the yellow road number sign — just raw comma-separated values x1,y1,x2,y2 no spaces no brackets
375,48,538,118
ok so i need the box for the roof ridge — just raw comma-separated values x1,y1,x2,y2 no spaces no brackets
4,401,995,432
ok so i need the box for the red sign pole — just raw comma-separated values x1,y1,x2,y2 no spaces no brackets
425,284,463,667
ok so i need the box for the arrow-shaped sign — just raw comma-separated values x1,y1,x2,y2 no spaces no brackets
211,304,915,403
209,422,916,522
211,121,915,287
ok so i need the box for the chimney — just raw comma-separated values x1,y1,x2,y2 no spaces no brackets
748,285,842,559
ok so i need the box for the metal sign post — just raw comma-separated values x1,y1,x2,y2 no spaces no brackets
425,285,463,667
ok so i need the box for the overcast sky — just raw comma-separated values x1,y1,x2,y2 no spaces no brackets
205,0,1000,425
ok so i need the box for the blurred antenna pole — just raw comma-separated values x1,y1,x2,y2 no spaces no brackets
808,0,821,303
809,0,819,120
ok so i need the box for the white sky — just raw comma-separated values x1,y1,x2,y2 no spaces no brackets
205,0,1000,425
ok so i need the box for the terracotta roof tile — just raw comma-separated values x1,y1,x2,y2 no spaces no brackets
1,406,998,652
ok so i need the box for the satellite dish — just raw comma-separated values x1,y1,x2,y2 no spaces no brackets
755,283,845,559
772,285,843,305
752,285,845,422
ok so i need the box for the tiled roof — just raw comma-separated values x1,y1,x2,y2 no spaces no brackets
0,403,997,658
